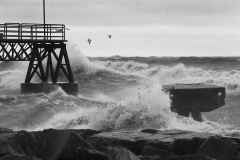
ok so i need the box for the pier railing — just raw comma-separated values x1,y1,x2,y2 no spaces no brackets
0,23,66,40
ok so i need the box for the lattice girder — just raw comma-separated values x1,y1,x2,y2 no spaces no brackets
0,42,34,61
24,43,74,83
0,41,74,83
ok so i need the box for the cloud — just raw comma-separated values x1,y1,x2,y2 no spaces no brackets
0,0,239,27
66,25,240,57
1,0,239,57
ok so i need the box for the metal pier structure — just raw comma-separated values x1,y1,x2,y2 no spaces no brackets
0,23,78,95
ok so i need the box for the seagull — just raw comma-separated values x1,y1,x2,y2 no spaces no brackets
87,38,92,44
108,35,112,38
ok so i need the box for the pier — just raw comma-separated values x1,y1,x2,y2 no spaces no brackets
0,23,78,95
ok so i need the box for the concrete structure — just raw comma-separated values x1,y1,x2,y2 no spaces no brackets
162,83,225,121
21,83,78,95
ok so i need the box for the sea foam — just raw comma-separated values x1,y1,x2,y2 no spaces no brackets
0,42,239,137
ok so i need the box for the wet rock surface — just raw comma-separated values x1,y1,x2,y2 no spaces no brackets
198,136,239,160
0,128,239,160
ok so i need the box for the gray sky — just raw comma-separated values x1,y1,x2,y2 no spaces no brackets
0,0,240,57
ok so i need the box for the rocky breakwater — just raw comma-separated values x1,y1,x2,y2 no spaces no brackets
0,128,239,160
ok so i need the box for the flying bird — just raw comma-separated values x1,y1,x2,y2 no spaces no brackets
108,35,112,38
87,38,92,44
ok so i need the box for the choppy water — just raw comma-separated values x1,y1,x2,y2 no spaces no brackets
1,42,240,137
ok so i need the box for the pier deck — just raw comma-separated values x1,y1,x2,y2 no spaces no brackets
0,39,67,43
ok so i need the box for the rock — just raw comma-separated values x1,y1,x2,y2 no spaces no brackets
198,136,239,160
87,136,115,153
105,145,140,160
0,131,38,157
87,136,140,160
143,140,172,154
0,128,236,160
0,155,42,160
35,129,93,160
76,147,108,160
166,154,216,160
138,155,161,160
75,129,101,140
13,131,38,155
137,154,215,160
235,151,240,160
88,134,147,155
89,130,214,155
0,128,13,134
141,129,158,134
0,139,23,156
141,145,172,158
173,137,206,155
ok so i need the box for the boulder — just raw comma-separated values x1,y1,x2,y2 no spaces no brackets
141,141,172,154
0,128,236,160
141,145,172,158
87,136,140,160
137,155,161,160
75,129,101,140
35,129,93,160
0,128,13,134
137,154,215,160
0,155,41,160
13,131,38,155
197,136,239,160
105,145,140,160
173,137,206,155
87,136,115,153
235,151,240,160
76,147,108,160
141,129,158,134
0,131,38,157
165,154,216,160
0,139,23,157
89,130,214,155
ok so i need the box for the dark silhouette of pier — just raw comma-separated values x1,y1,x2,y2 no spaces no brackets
0,23,78,95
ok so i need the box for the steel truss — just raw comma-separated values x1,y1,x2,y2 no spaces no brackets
0,42,33,61
0,41,74,83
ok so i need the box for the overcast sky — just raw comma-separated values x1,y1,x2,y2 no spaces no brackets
0,0,240,57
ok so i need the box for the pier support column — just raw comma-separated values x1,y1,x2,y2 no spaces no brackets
191,111,203,122
22,42,78,96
